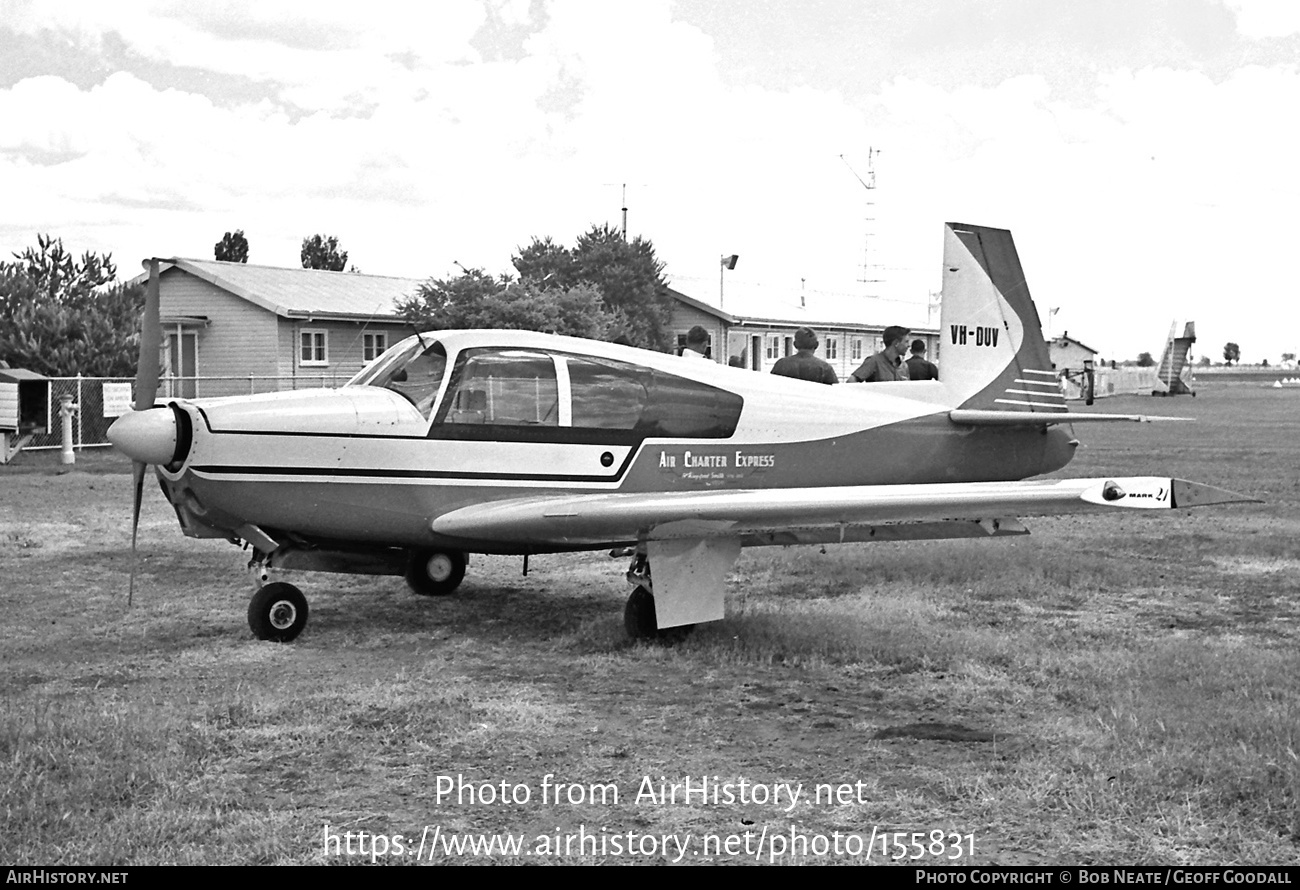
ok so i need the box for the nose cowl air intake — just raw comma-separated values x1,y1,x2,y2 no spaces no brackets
108,404,190,467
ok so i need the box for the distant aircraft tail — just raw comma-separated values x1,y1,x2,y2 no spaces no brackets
937,223,1065,414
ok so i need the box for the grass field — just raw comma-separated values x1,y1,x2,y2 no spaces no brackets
2,383,1297,865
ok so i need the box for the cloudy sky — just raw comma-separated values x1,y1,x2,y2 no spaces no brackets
2,0,1297,362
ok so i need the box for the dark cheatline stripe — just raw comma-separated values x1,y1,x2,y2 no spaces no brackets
191,464,625,483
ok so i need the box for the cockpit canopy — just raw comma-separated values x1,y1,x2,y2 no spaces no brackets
350,334,743,440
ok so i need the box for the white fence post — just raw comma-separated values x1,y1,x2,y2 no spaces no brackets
76,375,84,450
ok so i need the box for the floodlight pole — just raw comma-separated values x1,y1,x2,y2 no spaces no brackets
719,254,738,308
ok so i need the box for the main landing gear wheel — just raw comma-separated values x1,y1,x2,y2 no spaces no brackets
405,548,467,596
248,582,309,642
623,586,694,644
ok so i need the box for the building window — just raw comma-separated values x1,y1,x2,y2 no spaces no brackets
826,337,838,360
765,336,779,360
363,332,388,363
300,329,328,366
851,339,863,361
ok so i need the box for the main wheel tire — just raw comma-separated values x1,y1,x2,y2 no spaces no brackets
624,586,658,639
405,548,467,596
248,582,309,642
623,586,694,643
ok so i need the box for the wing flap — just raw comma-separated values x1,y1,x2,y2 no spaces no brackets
430,477,1253,547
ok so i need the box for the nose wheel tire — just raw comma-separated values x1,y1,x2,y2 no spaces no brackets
248,582,309,642
406,548,467,596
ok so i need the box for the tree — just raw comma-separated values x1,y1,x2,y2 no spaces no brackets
572,224,674,351
397,268,612,340
511,236,578,290
214,230,249,263
1198,356,1212,367
1223,342,1240,365
301,234,348,271
0,234,144,377
1136,351,1155,367
512,224,674,350
6,232,116,301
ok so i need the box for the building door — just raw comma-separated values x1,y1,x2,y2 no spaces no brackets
166,331,198,399
751,335,762,371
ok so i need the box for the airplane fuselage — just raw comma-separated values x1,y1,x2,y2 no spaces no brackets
151,330,1077,555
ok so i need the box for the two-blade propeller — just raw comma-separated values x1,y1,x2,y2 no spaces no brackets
129,258,162,606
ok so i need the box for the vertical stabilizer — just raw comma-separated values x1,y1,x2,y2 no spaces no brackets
939,223,1064,413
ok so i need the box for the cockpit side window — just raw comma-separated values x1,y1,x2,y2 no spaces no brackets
565,356,650,430
638,371,742,438
435,349,559,427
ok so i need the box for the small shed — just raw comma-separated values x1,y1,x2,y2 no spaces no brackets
0,368,50,464
1048,332,1099,371
0,368,49,434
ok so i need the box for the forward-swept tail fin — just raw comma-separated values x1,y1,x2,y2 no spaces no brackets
938,223,1063,414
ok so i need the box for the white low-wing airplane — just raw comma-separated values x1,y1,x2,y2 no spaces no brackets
109,223,1250,642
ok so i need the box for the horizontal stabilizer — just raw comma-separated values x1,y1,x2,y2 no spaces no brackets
949,409,1193,427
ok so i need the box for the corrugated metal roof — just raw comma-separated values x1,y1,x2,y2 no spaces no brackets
135,258,424,320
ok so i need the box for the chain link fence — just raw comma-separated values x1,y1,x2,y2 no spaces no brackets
24,375,347,452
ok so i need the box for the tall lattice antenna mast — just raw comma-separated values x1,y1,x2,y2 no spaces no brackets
840,149,883,297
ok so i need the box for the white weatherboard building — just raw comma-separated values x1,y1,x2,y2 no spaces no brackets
132,259,422,398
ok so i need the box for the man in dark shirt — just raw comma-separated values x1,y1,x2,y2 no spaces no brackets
905,339,939,380
770,327,838,384
849,325,911,382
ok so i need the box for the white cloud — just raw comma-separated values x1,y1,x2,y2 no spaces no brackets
1223,0,1300,38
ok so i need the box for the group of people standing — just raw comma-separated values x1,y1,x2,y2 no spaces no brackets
844,325,938,384
681,324,937,385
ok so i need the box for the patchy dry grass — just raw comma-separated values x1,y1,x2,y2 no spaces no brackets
2,384,1298,864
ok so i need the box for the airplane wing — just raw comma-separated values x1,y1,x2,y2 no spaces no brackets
430,477,1253,549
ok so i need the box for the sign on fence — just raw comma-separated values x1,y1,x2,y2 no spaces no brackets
102,382,133,417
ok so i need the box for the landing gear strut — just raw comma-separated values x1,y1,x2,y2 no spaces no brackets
623,553,693,643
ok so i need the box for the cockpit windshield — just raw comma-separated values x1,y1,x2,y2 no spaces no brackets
349,335,448,419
